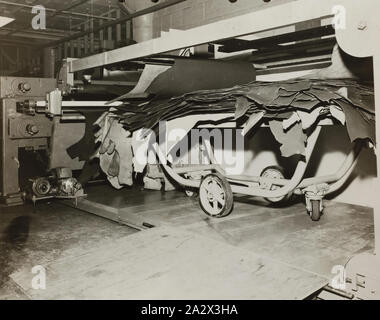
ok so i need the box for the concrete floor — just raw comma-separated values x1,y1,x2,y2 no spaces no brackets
0,185,375,300
0,201,137,299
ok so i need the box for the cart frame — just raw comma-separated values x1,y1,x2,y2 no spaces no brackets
151,119,364,220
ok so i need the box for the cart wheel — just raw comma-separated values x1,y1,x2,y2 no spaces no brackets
310,200,322,221
260,166,291,203
199,173,233,218
185,189,198,198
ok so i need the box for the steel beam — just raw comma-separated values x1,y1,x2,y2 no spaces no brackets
0,29,65,41
68,0,336,73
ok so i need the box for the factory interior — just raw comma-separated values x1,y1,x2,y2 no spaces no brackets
0,0,380,301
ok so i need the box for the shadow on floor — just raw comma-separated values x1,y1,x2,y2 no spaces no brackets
0,216,31,287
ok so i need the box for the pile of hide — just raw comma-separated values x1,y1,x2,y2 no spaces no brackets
93,112,176,190
94,78,375,188
118,79,375,157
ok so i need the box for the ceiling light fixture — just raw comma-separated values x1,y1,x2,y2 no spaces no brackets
0,16,14,28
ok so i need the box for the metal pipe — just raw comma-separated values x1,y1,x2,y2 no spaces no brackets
43,0,189,48
297,141,363,189
154,126,321,197
126,0,155,43
153,143,202,188
155,125,361,199
325,148,361,195
173,165,220,174
230,126,321,199
227,175,288,186
228,140,363,195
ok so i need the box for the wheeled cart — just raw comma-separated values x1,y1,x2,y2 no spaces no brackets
152,119,364,222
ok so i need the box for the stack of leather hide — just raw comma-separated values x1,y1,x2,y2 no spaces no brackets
93,57,375,189
118,79,374,158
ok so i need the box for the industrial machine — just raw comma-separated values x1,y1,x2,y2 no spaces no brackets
0,72,130,206
0,76,92,205
0,76,57,205
0,0,379,300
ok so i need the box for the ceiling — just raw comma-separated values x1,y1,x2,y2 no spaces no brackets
0,0,121,45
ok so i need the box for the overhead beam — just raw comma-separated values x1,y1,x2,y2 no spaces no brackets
68,0,336,73
0,36,38,46
1,27,68,41
43,0,189,48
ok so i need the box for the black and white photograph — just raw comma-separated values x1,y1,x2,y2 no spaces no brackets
0,0,379,307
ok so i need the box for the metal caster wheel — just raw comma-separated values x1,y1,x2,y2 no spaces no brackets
260,166,291,203
310,199,322,221
199,173,233,218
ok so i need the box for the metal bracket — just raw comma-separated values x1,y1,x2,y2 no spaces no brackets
57,58,77,95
